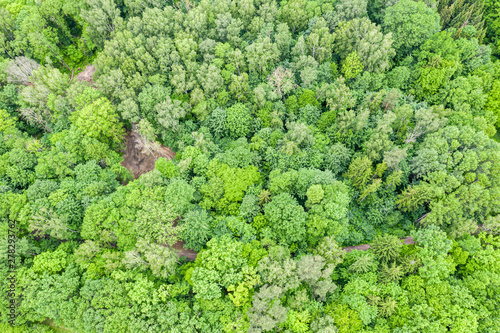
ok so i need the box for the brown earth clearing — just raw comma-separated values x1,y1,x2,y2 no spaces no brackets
171,240,198,261
120,131,175,179
76,65,96,83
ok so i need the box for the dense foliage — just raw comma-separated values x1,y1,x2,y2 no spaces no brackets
1,0,500,332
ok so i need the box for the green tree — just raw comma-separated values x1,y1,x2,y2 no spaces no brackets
438,0,486,40
197,63,224,98
281,0,309,33
334,18,395,72
485,0,500,54
81,0,123,49
70,97,125,147
245,35,280,76
323,143,352,176
370,234,403,263
485,80,500,127
305,18,335,63
226,103,252,138
341,51,364,79
29,207,78,240
402,125,500,237
264,193,307,245
181,208,213,252
18,64,70,132
333,0,368,25
247,285,289,332
123,238,178,278
384,0,441,57
155,96,188,134
191,235,260,300
9,0,91,73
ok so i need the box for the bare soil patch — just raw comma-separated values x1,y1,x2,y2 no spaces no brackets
172,240,198,261
120,131,175,179
76,65,96,83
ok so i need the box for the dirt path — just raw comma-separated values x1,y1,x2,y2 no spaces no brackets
118,132,415,260
172,240,198,261
76,65,96,83
120,131,175,179
341,236,415,253
174,236,416,261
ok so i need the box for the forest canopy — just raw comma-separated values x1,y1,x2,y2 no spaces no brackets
1,0,500,332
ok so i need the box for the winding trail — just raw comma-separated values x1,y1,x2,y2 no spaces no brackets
176,236,416,261
118,133,416,261
341,236,415,253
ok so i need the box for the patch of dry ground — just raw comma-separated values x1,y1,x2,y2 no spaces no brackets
120,131,175,179
76,65,96,83
172,240,198,261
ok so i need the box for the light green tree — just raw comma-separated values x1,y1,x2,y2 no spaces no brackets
70,97,125,147
384,0,441,57
334,18,395,72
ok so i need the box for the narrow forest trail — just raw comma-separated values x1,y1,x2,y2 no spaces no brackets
118,135,196,260
118,132,416,261
341,236,415,252
177,236,416,261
